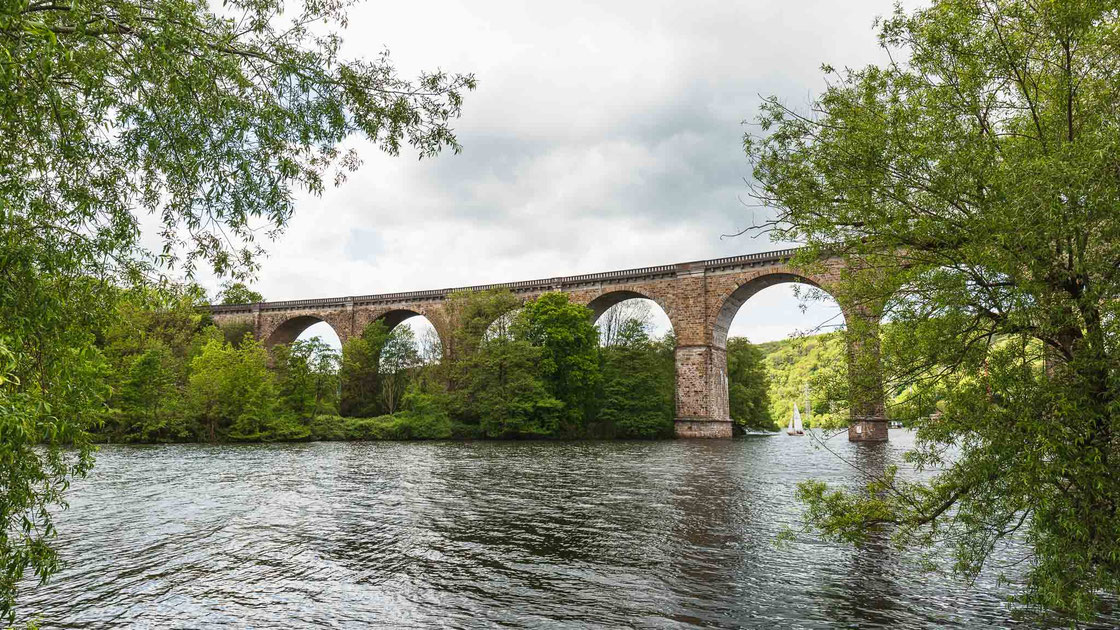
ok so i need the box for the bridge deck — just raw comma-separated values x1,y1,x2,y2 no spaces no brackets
208,247,803,314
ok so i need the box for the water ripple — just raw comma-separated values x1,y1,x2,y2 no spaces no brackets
17,435,1117,628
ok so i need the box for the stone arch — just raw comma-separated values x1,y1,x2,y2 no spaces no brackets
576,287,682,333
361,306,451,360
375,308,424,331
584,289,677,348
586,290,659,321
483,305,524,341
678,271,838,437
710,270,839,348
705,267,886,441
264,314,342,348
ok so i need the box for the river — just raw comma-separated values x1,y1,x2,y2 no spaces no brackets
18,431,1110,628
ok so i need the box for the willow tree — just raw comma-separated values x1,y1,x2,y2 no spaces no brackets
0,0,472,621
745,0,1118,619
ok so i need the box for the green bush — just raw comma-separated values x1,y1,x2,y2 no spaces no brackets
308,411,452,441
614,414,674,439
307,415,350,441
229,412,310,442
594,320,675,438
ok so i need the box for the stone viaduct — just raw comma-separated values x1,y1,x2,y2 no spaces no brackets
208,247,888,441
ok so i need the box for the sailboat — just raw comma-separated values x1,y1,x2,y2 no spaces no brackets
786,403,805,436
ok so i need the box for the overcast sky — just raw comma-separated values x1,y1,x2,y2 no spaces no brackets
198,0,915,345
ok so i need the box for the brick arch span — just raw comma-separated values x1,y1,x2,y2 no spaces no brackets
260,310,351,348
583,289,674,325
568,285,685,336
698,264,885,441
354,304,453,356
480,305,523,342
708,267,840,348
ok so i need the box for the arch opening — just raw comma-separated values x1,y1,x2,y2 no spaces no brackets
296,321,342,351
366,309,444,365
713,273,840,348
340,310,445,418
266,315,342,349
592,295,674,347
718,275,847,433
590,295,677,438
483,307,523,342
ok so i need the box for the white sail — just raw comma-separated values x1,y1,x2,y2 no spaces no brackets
787,403,804,435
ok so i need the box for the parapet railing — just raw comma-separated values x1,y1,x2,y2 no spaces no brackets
207,246,803,314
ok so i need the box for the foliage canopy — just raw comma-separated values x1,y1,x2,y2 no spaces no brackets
1,0,473,620
745,0,1119,618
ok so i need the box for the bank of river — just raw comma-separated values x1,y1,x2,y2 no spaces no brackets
19,431,1111,628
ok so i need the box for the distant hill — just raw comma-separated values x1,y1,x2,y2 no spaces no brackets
746,331,849,429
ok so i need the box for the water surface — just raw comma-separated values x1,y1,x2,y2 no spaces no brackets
20,431,1103,628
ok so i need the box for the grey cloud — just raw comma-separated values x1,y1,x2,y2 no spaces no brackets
202,0,911,342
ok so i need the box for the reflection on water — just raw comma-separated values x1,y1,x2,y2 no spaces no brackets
18,432,1110,628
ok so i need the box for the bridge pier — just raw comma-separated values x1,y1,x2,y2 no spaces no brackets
674,344,733,438
848,417,888,441
845,306,888,442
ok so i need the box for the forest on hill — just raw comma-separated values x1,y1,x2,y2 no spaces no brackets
753,332,848,430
